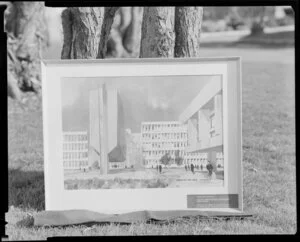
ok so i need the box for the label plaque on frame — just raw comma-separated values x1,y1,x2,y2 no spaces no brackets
187,194,239,208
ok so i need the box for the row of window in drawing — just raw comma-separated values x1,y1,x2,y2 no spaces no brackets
142,133,187,140
143,150,186,157
108,162,125,169
63,143,88,151
141,123,185,132
184,157,224,165
63,152,88,160
64,160,89,169
143,142,188,149
63,134,88,142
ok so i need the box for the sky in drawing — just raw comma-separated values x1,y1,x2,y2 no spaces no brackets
61,75,221,133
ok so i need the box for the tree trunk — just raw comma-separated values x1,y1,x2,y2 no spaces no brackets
5,2,48,60
64,7,104,59
61,8,73,59
119,7,131,33
107,7,143,58
97,7,119,58
250,6,266,35
122,7,142,54
106,26,124,58
174,7,203,58
7,37,21,101
61,7,118,59
140,7,175,58
5,2,48,95
106,7,130,58
7,72,21,101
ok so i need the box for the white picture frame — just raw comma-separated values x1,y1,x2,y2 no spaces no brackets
41,57,242,214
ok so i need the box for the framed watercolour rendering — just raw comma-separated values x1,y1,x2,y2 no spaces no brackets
41,57,242,214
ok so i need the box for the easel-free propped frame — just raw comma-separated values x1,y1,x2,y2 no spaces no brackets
41,57,242,214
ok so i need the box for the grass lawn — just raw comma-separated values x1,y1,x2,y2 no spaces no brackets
237,30,294,47
200,30,294,48
6,46,295,238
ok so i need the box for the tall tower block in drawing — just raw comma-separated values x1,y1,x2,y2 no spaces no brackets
88,84,126,175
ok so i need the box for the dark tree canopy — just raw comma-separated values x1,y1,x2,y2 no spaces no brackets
160,153,172,166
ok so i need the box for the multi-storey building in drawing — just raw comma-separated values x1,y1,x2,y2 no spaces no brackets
141,121,208,168
184,152,223,168
184,152,208,167
141,121,187,167
141,121,224,168
62,131,89,170
179,78,224,168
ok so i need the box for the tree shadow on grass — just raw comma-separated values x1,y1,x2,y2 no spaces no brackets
9,168,45,211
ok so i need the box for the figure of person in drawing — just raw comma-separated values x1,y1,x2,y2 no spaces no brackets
206,160,216,180
191,163,195,174
184,164,187,171
206,161,213,176
159,164,162,174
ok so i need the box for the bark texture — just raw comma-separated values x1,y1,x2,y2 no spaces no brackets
5,2,48,60
61,7,118,59
97,7,119,58
67,7,104,59
140,7,175,58
61,8,73,59
5,2,48,96
174,7,203,57
7,72,21,101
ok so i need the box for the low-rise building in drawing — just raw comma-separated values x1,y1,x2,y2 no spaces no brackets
62,131,89,170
